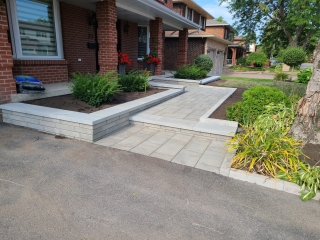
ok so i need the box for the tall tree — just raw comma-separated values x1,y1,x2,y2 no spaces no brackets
220,0,320,51
291,40,320,143
215,16,227,23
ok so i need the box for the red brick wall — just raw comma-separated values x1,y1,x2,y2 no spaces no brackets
173,3,186,16
96,0,118,74
0,3,16,103
164,38,205,70
60,3,96,76
178,29,188,67
150,18,163,75
155,0,173,9
13,60,68,84
188,38,205,65
119,20,138,72
204,26,226,39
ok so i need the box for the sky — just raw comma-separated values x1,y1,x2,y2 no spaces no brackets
193,0,234,24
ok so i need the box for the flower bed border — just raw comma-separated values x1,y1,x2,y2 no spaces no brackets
0,84,185,142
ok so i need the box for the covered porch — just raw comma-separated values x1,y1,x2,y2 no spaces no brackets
0,0,201,104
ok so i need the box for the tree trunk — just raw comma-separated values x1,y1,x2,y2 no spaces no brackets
291,41,320,143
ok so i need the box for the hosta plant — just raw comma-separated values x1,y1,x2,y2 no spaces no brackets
277,164,320,201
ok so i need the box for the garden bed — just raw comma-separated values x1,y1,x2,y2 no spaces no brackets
205,80,318,167
24,88,165,113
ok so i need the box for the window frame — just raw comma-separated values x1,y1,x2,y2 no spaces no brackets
7,0,64,60
185,6,194,22
137,25,150,60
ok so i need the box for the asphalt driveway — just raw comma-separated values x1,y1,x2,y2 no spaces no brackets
0,123,320,239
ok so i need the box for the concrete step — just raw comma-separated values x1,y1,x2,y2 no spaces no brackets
129,113,237,139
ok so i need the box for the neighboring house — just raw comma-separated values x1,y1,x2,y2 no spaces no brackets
0,0,203,103
164,6,236,75
205,20,246,66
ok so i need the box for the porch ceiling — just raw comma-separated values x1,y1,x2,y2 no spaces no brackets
59,0,201,31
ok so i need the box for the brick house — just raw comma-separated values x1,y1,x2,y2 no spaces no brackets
164,4,233,75
205,20,244,66
164,17,247,73
0,0,204,104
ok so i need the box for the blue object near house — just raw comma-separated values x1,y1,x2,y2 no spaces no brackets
14,76,45,93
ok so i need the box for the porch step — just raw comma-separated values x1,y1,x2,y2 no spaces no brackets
129,113,237,140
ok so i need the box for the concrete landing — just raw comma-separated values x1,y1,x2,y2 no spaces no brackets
10,82,71,102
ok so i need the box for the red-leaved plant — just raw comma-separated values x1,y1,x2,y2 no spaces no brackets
118,51,131,65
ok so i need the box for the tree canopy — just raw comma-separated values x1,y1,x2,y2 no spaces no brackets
219,0,320,53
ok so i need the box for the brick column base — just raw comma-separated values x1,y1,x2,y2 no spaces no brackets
150,18,163,75
0,3,16,104
177,28,188,67
96,0,117,74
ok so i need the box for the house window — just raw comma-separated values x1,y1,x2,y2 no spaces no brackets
200,16,206,29
7,0,63,59
224,29,229,40
138,26,149,59
186,7,193,21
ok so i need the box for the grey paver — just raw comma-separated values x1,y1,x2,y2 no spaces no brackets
151,139,186,159
183,137,212,153
130,141,161,156
171,149,202,167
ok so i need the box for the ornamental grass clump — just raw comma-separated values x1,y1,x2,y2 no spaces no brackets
70,71,121,107
227,103,305,178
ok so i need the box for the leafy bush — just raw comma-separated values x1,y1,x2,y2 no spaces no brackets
246,52,268,67
236,57,247,66
228,103,304,178
70,72,121,107
226,85,291,125
271,81,306,98
118,70,150,92
274,72,289,81
275,63,283,72
194,54,213,72
174,65,208,80
296,68,312,84
283,47,306,68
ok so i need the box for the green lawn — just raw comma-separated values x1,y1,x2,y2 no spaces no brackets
217,76,306,98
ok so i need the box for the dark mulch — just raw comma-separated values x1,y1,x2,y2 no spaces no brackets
209,88,246,120
301,144,320,166
24,88,165,113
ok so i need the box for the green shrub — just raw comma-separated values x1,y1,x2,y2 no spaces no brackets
275,63,283,72
70,72,121,107
237,57,247,66
274,72,289,81
194,54,213,72
296,68,312,84
283,47,306,68
226,85,291,125
246,52,268,67
118,70,149,92
174,65,208,80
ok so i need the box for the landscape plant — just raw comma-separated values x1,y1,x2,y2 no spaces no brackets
274,72,289,81
194,54,213,72
283,47,306,79
236,56,247,66
174,65,208,80
118,70,150,92
228,103,304,178
296,68,312,84
226,85,291,125
118,51,131,66
246,52,268,67
70,72,121,107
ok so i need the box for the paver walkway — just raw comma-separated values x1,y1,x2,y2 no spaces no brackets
95,82,235,171
143,83,234,121
95,124,228,173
